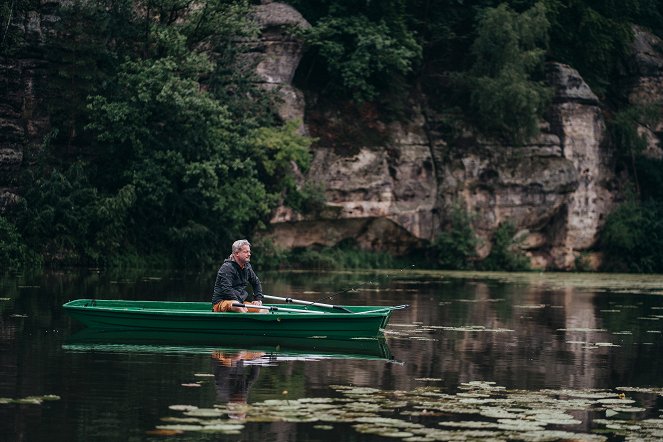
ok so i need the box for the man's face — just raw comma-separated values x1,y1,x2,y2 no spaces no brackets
235,245,251,267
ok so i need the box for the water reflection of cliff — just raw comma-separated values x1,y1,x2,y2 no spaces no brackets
300,275,661,393
384,278,659,391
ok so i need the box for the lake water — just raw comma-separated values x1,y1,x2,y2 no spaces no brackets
1,269,663,441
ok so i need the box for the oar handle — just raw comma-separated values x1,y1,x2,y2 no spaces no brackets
232,303,321,314
263,294,353,313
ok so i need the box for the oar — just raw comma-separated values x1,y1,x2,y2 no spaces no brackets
262,294,353,313
231,303,323,314
354,305,410,314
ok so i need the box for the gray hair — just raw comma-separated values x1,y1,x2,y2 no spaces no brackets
232,239,251,254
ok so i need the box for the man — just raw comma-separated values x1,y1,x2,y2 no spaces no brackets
212,239,265,313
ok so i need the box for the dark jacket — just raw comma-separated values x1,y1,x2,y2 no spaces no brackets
212,256,263,306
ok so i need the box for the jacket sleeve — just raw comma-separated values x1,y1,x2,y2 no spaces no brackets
248,265,264,301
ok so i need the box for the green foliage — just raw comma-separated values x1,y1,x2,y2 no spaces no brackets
480,222,530,271
290,0,421,102
600,199,663,273
544,0,636,94
11,0,313,269
251,120,313,180
286,244,396,270
0,216,32,271
84,51,275,264
610,105,660,156
15,162,134,266
284,181,327,216
0,0,35,55
465,2,551,143
431,205,479,270
255,240,398,271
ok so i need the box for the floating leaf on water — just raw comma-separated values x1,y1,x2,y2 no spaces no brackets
181,383,202,388
598,399,636,405
611,407,647,413
518,430,608,441
457,392,491,398
298,397,335,404
193,373,214,378
478,408,521,419
200,423,245,433
169,404,199,411
14,397,43,405
161,417,201,424
617,387,663,395
438,421,498,429
156,424,204,431
557,328,607,332
184,408,224,418
496,419,545,431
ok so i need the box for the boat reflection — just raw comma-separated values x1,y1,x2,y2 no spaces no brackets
63,328,393,361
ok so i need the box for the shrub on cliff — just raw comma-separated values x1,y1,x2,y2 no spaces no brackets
0,216,33,272
600,199,663,273
431,205,479,270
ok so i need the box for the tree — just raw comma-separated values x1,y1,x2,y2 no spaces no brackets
12,0,313,268
288,0,421,102
464,2,551,144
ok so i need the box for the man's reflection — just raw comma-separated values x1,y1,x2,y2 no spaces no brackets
212,350,265,419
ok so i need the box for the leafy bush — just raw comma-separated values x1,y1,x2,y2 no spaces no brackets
289,0,421,102
0,216,31,271
284,181,327,216
480,222,530,271
464,2,551,144
600,199,663,273
430,205,479,270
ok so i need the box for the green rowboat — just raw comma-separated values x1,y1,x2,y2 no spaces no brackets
63,299,406,339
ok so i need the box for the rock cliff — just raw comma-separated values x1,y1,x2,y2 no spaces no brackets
257,3,662,270
0,3,55,212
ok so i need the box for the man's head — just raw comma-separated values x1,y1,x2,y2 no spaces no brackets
232,239,251,268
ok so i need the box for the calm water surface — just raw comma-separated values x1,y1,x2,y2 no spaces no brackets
1,269,662,441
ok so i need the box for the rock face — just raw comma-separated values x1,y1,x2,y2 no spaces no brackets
545,64,614,268
262,2,652,269
251,1,310,125
0,2,56,212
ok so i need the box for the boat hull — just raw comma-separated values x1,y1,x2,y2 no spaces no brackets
63,299,394,339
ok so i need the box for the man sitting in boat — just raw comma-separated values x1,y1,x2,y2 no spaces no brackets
212,239,266,313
